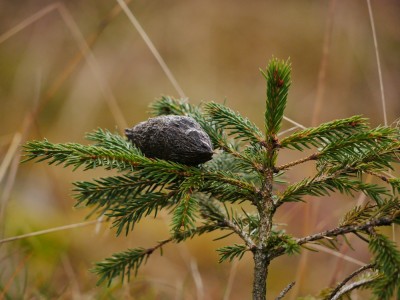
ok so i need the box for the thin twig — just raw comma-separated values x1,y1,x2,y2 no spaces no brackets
296,216,395,246
275,153,318,171
331,277,377,300
222,219,256,250
328,263,374,300
270,215,396,262
364,169,390,183
275,281,295,300
146,238,173,254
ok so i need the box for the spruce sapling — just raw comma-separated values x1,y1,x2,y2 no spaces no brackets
24,58,400,299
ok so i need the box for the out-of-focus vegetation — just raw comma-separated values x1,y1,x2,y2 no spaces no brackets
0,1,399,299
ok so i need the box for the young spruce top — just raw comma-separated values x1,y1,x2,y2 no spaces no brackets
24,58,400,300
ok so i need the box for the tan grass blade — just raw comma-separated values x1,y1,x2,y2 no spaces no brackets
0,133,21,184
367,0,387,126
291,1,337,298
116,0,186,99
0,219,106,245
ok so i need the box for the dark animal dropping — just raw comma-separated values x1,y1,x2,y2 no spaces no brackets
125,115,213,165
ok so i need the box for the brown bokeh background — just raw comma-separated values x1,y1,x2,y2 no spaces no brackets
1,1,399,299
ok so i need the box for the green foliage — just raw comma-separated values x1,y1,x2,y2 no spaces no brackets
110,191,173,236
316,127,399,169
171,192,199,233
217,244,248,262
388,177,400,194
23,57,400,299
369,234,400,299
268,227,301,256
280,115,369,150
339,202,376,227
204,102,264,144
93,247,153,286
23,139,141,172
340,199,400,227
278,175,390,206
262,57,291,137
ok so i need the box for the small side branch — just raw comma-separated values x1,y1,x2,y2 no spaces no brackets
222,218,257,250
275,281,295,300
330,277,377,300
210,173,257,193
146,238,172,254
364,170,391,182
328,263,375,300
275,153,318,171
270,215,397,260
296,216,394,246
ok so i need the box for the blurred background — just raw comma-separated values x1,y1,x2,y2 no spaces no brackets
0,0,399,299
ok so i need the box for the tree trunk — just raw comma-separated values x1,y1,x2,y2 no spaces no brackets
252,249,270,300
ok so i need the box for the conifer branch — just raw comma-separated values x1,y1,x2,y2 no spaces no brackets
199,198,257,249
280,115,369,150
365,170,391,183
217,244,248,262
172,224,223,242
73,175,160,209
204,102,264,144
203,171,257,194
339,202,377,227
275,281,295,300
330,277,378,300
317,127,399,164
277,126,400,175
221,218,257,250
23,139,146,171
296,216,396,246
364,170,400,194
275,152,318,171
369,233,400,299
171,190,198,232
94,223,223,285
277,172,390,206
109,191,175,236
270,213,398,260
93,238,172,286
86,128,135,153
328,263,375,300
262,57,291,138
